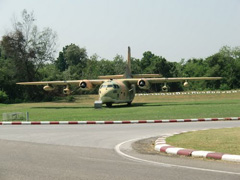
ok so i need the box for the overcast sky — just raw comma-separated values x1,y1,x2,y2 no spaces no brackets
0,0,240,62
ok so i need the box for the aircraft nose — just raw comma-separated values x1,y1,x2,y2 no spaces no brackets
99,88,114,102
100,88,112,96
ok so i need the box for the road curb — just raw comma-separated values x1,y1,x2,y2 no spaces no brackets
0,117,240,125
154,129,240,163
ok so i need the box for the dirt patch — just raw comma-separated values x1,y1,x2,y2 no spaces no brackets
132,137,160,155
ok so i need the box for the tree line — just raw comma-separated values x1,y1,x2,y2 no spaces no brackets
0,10,240,103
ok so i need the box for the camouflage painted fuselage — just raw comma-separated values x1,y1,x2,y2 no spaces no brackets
99,80,135,105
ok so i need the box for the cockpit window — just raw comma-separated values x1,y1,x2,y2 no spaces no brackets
101,84,119,89
113,84,119,89
101,85,107,88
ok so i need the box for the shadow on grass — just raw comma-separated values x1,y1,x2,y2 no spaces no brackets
31,101,238,109
31,103,148,109
31,106,92,109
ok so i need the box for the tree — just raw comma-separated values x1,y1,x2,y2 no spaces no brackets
141,51,155,71
56,52,67,72
205,46,240,90
1,9,57,82
65,44,87,67
112,54,125,75
55,44,88,79
0,9,57,101
83,54,101,79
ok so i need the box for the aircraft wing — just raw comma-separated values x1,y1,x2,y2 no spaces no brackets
123,77,222,84
17,80,105,86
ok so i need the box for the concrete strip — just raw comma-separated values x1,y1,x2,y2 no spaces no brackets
59,121,69,125
0,117,240,125
166,148,184,155
95,121,105,124
41,121,50,125
177,119,184,122
154,144,169,151
177,149,194,156
78,121,87,124
192,151,214,158
130,120,139,123
2,122,12,125
113,121,123,124
21,122,31,125
146,120,155,123
222,155,240,162
162,120,170,123
160,146,174,152
206,153,224,160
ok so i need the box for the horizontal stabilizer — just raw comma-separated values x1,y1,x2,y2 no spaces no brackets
132,74,162,78
98,75,125,79
98,74,162,79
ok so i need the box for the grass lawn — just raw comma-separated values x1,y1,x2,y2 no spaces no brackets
166,127,240,155
0,91,240,121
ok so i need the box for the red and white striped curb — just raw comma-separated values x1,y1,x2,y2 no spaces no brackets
0,117,240,125
155,131,240,163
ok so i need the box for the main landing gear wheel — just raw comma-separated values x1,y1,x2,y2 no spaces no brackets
106,103,112,107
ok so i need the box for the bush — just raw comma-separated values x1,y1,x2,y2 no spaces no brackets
0,90,9,103
67,96,75,102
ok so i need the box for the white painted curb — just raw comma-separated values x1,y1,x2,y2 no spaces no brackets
155,130,240,163
1,117,239,125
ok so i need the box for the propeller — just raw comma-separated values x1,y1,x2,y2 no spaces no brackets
80,82,87,89
139,80,145,87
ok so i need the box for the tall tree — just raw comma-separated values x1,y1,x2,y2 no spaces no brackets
0,9,57,100
1,9,57,82
112,54,125,75
55,44,88,79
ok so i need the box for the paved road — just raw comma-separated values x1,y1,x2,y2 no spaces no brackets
0,121,240,180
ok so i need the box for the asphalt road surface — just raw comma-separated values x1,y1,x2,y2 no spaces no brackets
0,121,240,180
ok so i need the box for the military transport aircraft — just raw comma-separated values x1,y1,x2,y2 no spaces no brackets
17,47,222,107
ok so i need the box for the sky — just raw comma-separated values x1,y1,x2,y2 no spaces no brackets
0,0,240,62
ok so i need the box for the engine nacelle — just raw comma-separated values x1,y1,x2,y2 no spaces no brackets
183,81,189,87
43,85,54,91
137,79,150,90
162,85,168,92
63,87,71,95
79,80,93,91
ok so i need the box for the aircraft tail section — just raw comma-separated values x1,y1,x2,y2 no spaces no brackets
125,46,132,78
98,46,162,79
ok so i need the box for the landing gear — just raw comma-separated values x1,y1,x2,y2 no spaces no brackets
127,102,132,106
106,103,112,107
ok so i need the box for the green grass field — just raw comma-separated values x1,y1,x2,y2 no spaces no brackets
166,128,240,155
1,91,240,155
0,91,240,121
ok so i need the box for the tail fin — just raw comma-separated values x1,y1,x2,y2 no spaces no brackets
125,46,132,78
98,46,162,80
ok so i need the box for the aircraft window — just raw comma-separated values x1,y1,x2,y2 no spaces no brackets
107,85,113,88
102,85,107,88
113,84,119,89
